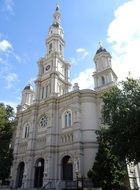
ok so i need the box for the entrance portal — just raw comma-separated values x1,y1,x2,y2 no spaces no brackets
62,155,73,180
16,162,25,188
34,158,44,188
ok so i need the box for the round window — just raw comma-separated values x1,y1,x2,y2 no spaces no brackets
39,115,48,127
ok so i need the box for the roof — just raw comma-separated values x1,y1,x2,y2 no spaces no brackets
52,23,59,28
24,84,33,91
96,46,107,54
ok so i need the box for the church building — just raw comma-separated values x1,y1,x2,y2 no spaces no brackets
10,5,118,189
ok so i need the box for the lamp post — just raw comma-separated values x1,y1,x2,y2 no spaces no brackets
75,172,79,190
37,161,42,190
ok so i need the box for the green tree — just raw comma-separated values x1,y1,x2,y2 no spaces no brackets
88,129,127,190
102,77,140,163
0,103,15,184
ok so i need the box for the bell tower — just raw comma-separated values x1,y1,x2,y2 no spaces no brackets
47,4,64,58
35,5,71,101
93,44,117,91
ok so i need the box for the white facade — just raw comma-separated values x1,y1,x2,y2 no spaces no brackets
127,162,140,190
10,5,124,189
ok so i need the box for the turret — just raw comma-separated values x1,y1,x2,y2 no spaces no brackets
21,84,34,109
93,44,117,91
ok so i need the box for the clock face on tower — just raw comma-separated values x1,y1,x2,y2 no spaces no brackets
46,65,50,71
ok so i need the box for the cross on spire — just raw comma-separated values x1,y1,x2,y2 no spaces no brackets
98,41,103,48
53,2,61,24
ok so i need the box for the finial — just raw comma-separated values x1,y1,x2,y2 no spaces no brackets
96,41,107,54
128,71,131,77
56,1,60,11
28,81,31,85
98,41,103,48
53,2,61,25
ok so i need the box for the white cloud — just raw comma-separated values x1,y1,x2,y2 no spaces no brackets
0,38,21,89
4,72,18,89
70,48,89,65
76,48,89,59
107,0,140,81
0,65,19,89
69,57,78,65
0,100,18,112
70,48,93,89
71,68,94,90
0,39,13,52
11,52,21,62
0,39,21,63
29,77,36,84
4,0,14,14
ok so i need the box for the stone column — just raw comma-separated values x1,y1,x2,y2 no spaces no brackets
22,161,28,188
10,161,17,188
29,160,35,188
43,159,49,186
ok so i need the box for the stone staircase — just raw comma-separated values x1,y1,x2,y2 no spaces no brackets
0,187,38,190
0,179,94,190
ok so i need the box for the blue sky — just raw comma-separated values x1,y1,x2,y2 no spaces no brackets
0,0,140,110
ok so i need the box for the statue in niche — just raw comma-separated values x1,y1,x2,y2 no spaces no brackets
44,159,48,174
74,159,79,173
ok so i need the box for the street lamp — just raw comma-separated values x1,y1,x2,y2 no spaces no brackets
75,172,79,190
75,172,83,190
37,161,42,190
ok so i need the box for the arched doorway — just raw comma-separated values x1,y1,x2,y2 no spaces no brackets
62,155,73,180
34,158,44,188
16,162,25,188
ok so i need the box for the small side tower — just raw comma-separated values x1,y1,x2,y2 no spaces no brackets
93,44,117,91
21,83,34,109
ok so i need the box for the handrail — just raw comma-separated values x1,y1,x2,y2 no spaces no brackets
40,181,52,190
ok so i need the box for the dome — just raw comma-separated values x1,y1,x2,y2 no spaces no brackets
52,23,59,28
96,46,107,54
24,84,33,91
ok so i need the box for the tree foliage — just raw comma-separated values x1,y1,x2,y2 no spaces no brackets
88,129,127,190
0,103,15,184
102,77,140,163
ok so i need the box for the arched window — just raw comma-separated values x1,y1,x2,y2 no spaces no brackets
34,158,44,188
41,84,49,99
101,76,105,85
39,115,48,128
60,44,62,54
49,43,52,54
65,114,68,126
62,110,72,128
62,155,73,180
22,123,30,139
68,112,72,127
46,85,48,98
41,87,44,99
16,162,25,188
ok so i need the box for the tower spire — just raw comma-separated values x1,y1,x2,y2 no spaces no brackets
53,3,61,25
46,3,64,57
98,41,103,48
56,3,59,11
35,4,71,100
